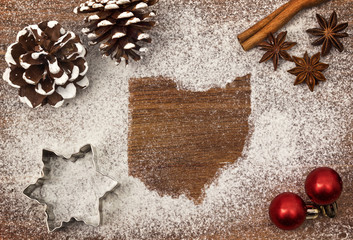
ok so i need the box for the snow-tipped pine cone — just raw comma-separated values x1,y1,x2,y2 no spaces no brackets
3,21,89,108
75,0,158,65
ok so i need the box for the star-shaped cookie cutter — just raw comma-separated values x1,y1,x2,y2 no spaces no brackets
23,144,119,232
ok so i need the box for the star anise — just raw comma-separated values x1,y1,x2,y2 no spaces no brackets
288,52,329,92
307,11,348,56
258,31,296,71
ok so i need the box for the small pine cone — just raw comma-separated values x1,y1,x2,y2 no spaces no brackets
75,0,158,65
3,21,89,108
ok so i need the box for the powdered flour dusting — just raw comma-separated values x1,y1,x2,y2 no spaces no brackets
0,0,352,239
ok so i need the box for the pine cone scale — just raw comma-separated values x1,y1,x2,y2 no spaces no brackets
50,71,69,86
46,91,64,107
90,11,112,20
102,39,118,55
36,79,55,96
111,27,127,39
52,32,75,52
24,65,44,85
93,25,113,37
3,68,26,88
116,12,135,19
16,30,36,49
133,21,155,30
19,85,47,108
56,83,77,99
97,19,115,27
6,43,27,66
104,3,120,10
26,25,45,43
126,49,140,61
69,67,81,81
20,52,44,68
40,23,63,42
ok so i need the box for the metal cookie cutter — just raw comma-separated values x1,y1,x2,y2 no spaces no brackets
23,144,119,232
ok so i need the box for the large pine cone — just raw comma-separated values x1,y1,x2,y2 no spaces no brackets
3,21,89,108
75,0,158,64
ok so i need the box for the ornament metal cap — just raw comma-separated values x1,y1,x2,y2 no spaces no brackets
305,203,320,220
320,202,338,218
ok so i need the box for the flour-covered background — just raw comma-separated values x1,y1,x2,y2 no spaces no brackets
0,0,352,239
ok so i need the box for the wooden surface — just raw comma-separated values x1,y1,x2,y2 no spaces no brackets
0,0,352,239
128,76,251,203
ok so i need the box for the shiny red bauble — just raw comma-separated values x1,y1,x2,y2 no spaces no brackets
305,167,343,205
269,192,306,230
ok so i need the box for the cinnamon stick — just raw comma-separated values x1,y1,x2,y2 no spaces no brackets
238,0,331,51
237,2,290,44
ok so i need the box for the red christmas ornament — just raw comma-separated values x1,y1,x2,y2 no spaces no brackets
269,192,306,230
305,167,343,205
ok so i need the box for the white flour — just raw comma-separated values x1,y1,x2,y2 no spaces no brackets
0,0,352,239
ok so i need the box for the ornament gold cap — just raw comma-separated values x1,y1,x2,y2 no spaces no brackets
320,202,338,218
305,203,320,220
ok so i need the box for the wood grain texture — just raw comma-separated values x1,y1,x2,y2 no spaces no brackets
0,0,352,239
128,76,251,203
